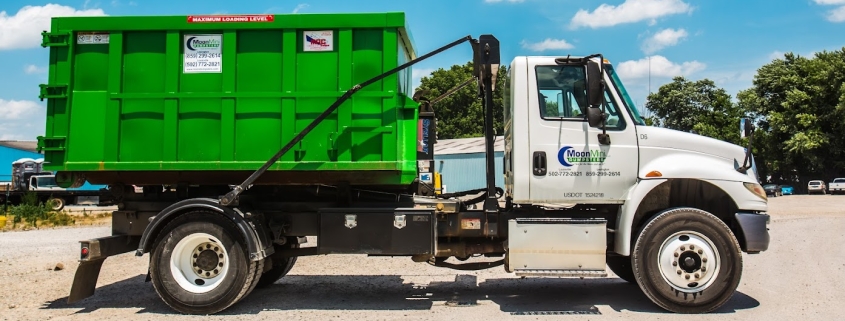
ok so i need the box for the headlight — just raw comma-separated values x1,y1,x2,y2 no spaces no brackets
744,182,767,201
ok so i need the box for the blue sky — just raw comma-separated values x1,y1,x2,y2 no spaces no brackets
1,0,844,140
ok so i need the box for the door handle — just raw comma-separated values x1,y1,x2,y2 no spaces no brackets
533,151,547,176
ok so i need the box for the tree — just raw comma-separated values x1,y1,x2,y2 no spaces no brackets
737,49,845,185
415,62,508,139
645,77,744,145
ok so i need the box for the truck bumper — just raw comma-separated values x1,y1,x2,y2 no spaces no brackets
735,212,770,253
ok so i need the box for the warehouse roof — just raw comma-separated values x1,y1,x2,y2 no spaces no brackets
0,141,39,153
434,136,504,155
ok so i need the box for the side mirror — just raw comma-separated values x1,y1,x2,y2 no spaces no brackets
586,60,603,107
740,118,754,138
586,107,603,127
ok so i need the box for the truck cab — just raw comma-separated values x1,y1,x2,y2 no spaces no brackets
503,56,768,256
28,174,62,191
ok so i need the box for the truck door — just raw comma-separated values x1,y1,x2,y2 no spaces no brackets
527,58,639,204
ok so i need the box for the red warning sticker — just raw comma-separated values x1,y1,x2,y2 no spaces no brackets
187,15,274,23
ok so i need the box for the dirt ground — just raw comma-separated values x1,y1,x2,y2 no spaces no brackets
0,194,843,320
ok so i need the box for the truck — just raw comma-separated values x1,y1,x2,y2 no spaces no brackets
1,158,103,210
36,12,770,315
829,178,845,194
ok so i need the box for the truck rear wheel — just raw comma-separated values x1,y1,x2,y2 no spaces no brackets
632,207,742,313
48,198,65,211
150,212,263,314
255,244,298,288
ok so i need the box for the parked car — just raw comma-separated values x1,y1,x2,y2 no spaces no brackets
763,184,782,197
780,185,794,195
829,178,845,195
808,180,827,194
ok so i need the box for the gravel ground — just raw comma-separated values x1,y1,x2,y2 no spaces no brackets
0,194,843,320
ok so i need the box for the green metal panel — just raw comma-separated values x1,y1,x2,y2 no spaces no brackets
37,13,420,187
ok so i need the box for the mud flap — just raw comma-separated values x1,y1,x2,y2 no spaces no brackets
68,258,106,303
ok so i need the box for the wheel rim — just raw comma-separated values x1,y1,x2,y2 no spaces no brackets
50,199,63,211
169,232,229,294
657,230,720,293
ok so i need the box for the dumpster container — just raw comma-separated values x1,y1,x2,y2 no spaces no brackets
37,12,419,189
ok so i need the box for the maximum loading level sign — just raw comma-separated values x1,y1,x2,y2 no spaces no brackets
77,32,109,44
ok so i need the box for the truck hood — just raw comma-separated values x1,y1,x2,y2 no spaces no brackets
636,126,758,183
637,126,745,161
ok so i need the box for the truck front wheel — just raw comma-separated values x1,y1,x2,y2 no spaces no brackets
149,212,263,314
632,207,742,313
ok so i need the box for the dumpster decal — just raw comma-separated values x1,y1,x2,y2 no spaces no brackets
303,30,334,52
184,34,222,73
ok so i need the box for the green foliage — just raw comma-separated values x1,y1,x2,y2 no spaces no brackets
738,48,845,184
415,62,507,139
10,192,49,228
6,192,75,228
645,76,744,145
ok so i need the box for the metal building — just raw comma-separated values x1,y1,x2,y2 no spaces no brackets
0,141,42,185
433,136,504,193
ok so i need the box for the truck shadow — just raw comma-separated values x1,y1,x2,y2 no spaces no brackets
42,274,759,316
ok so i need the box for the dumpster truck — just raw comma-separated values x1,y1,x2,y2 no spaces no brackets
37,12,770,315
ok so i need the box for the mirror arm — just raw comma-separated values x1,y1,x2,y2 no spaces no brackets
737,131,754,174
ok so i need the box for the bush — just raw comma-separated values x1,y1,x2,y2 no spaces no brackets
10,192,49,228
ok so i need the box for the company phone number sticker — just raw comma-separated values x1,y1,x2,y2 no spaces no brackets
184,34,222,73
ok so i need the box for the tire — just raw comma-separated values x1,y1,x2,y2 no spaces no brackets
255,243,299,288
150,211,263,315
48,198,65,211
606,254,636,284
632,207,743,313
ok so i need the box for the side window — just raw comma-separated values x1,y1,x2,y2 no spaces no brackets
535,64,626,130
535,65,588,120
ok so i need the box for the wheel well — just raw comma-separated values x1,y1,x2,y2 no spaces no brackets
630,179,741,246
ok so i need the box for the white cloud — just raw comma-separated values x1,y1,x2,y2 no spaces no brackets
484,0,525,3
769,50,784,60
0,4,106,51
0,99,44,140
814,0,845,22
292,4,309,13
827,5,845,22
814,0,845,5
521,38,574,52
641,28,688,54
24,65,47,74
570,0,692,29
616,55,706,79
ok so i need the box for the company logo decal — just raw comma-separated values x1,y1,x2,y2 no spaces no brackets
557,146,607,167
186,37,221,51
303,30,334,52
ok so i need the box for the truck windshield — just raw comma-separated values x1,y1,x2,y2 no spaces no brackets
37,176,58,188
605,64,646,126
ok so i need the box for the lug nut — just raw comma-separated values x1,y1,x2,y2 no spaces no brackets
702,258,708,263
219,254,224,259
214,269,219,274
680,246,685,251
674,253,679,257
206,244,211,249
205,272,210,277
698,249,703,254
701,267,707,272
685,274,690,280
677,270,682,275
673,261,678,266
695,273,700,278
690,245,695,250
219,262,223,267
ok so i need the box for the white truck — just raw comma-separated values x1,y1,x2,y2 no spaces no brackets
829,178,845,194
67,35,770,315
1,158,102,210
